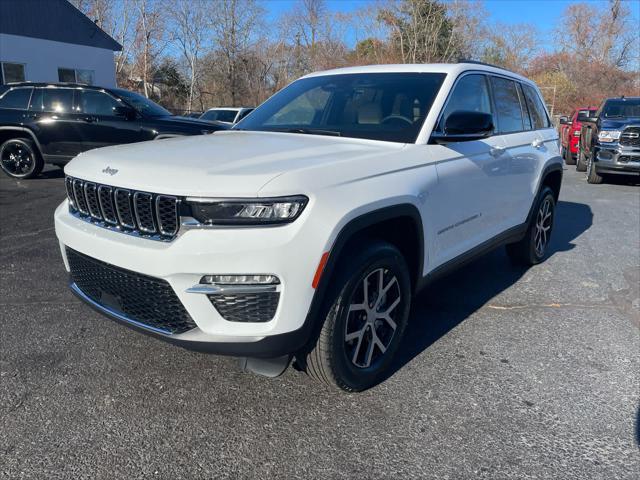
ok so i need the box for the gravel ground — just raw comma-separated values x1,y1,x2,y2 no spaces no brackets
1,165,638,479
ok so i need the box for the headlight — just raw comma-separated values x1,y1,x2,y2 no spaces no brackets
598,130,621,143
186,195,308,225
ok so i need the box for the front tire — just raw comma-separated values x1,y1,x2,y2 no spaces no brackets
0,138,43,179
302,241,411,392
576,146,588,172
564,146,576,165
586,155,604,184
506,187,556,266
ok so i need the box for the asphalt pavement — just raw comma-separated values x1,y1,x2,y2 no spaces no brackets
1,165,639,479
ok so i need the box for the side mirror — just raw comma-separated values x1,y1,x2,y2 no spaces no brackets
431,111,494,143
114,105,136,120
559,116,571,125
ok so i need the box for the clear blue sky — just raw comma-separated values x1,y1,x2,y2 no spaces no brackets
264,0,640,51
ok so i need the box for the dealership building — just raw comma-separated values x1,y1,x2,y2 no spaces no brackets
0,0,121,87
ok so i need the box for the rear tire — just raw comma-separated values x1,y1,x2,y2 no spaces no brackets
301,241,411,392
0,138,43,179
586,155,604,184
576,147,588,172
506,187,556,266
564,146,576,165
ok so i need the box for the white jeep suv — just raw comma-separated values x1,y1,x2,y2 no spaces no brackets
55,63,562,391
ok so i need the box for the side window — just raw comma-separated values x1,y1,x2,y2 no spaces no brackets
0,88,32,109
490,76,524,134
42,89,74,113
518,83,532,130
29,88,43,111
439,74,492,130
522,84,551,129
78,90,121,116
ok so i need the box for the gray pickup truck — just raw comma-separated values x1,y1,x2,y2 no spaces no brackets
577,96,640,183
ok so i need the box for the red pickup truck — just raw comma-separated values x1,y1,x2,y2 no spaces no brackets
560,106,598,165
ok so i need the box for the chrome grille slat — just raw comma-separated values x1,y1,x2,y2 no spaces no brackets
156,195,179,236
115,188,136,229
73,179,89,215
65,177,76,209
133,192,156,233
97,185,118,224
65,176,180,241
84,182,102,220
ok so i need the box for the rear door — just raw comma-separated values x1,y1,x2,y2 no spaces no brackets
29,88,85,158
488,76,539,228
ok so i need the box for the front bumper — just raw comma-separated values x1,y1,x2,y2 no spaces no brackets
55,200,325,357
594,144,640,175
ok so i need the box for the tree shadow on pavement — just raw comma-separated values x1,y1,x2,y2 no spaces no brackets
386,200,594,379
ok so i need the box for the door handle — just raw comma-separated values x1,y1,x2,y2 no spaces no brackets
490,146,505,157
82,116,97,123
532,138,544,149
23,113,38,119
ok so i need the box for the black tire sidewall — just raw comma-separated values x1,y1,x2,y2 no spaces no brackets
327,243,412,391
0,139,40,179
525,188,555,264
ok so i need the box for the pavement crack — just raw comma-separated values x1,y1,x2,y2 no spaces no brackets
486,302,615,311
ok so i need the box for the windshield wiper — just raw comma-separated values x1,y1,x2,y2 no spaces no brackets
268,127,342,137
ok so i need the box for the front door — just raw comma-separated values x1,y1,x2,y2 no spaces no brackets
29,88,85,159
75,89,147,152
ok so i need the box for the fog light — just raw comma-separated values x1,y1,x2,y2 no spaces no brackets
200,274,280,285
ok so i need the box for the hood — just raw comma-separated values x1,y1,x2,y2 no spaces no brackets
600,117,640,130
64,131,403,197
155,115,228,129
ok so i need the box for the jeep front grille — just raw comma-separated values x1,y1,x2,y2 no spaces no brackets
65,176,180,241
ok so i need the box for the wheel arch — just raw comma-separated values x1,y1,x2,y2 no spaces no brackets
527,162,563,224
0,127,43,156
295,203,425,355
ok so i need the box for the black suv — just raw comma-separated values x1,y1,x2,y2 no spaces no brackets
577,96,640,184
0,82,227,179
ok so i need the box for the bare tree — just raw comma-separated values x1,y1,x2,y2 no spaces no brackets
69,0,138,84
210,0,264,106
555,0,637,68
167,0,211,111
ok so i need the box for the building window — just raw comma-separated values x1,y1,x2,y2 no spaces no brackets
1,63,26,84
58,68,95,85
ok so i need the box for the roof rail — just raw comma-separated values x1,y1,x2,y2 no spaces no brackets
457,59,508,71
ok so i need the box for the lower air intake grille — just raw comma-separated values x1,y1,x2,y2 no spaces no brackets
67,248,196,334
208,292,280,323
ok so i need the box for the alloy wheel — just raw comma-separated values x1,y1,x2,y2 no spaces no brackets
534,197,553,257
344,268,402,369
1,142,34,176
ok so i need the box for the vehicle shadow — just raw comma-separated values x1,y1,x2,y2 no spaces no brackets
39,168,65,179
385,200,594,379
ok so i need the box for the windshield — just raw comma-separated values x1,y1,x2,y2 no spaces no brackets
201,109,238,122
602,99,640,118
113,89,172,117
236,73,446,143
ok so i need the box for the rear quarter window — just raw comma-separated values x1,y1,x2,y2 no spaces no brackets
522,84,551,129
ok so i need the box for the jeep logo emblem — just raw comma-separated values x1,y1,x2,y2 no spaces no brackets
102,166,118,176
